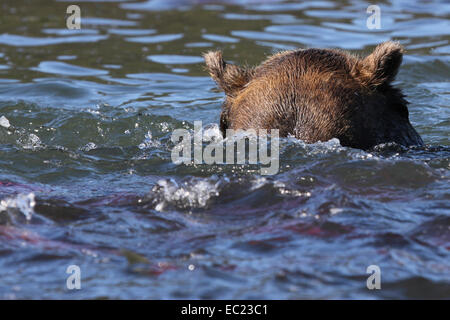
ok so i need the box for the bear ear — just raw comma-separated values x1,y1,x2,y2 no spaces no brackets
203,51,253,97
359,41,404,88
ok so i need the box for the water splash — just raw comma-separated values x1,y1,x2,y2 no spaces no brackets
151,177,221,211
80,142,97,152
0,115,10,128
17,133,43,150
138,130,161,149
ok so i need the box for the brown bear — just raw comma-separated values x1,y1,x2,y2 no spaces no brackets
204,41,423,150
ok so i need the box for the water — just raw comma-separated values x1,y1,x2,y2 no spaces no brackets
0,0,449,299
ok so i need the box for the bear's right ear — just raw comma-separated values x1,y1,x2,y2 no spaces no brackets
203,51,253,97
359,41,404,88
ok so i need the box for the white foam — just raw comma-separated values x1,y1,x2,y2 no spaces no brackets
152,177,220,211
0,116,10,128
17,133,43,150
0,193,36,221
80,142,97,152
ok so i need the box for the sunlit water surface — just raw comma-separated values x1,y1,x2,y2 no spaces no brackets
0,0,449,299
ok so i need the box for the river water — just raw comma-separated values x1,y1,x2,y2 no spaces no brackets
0,0,449,299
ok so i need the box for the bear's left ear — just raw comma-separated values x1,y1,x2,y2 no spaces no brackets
204,51,254,97
359,41,404,88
